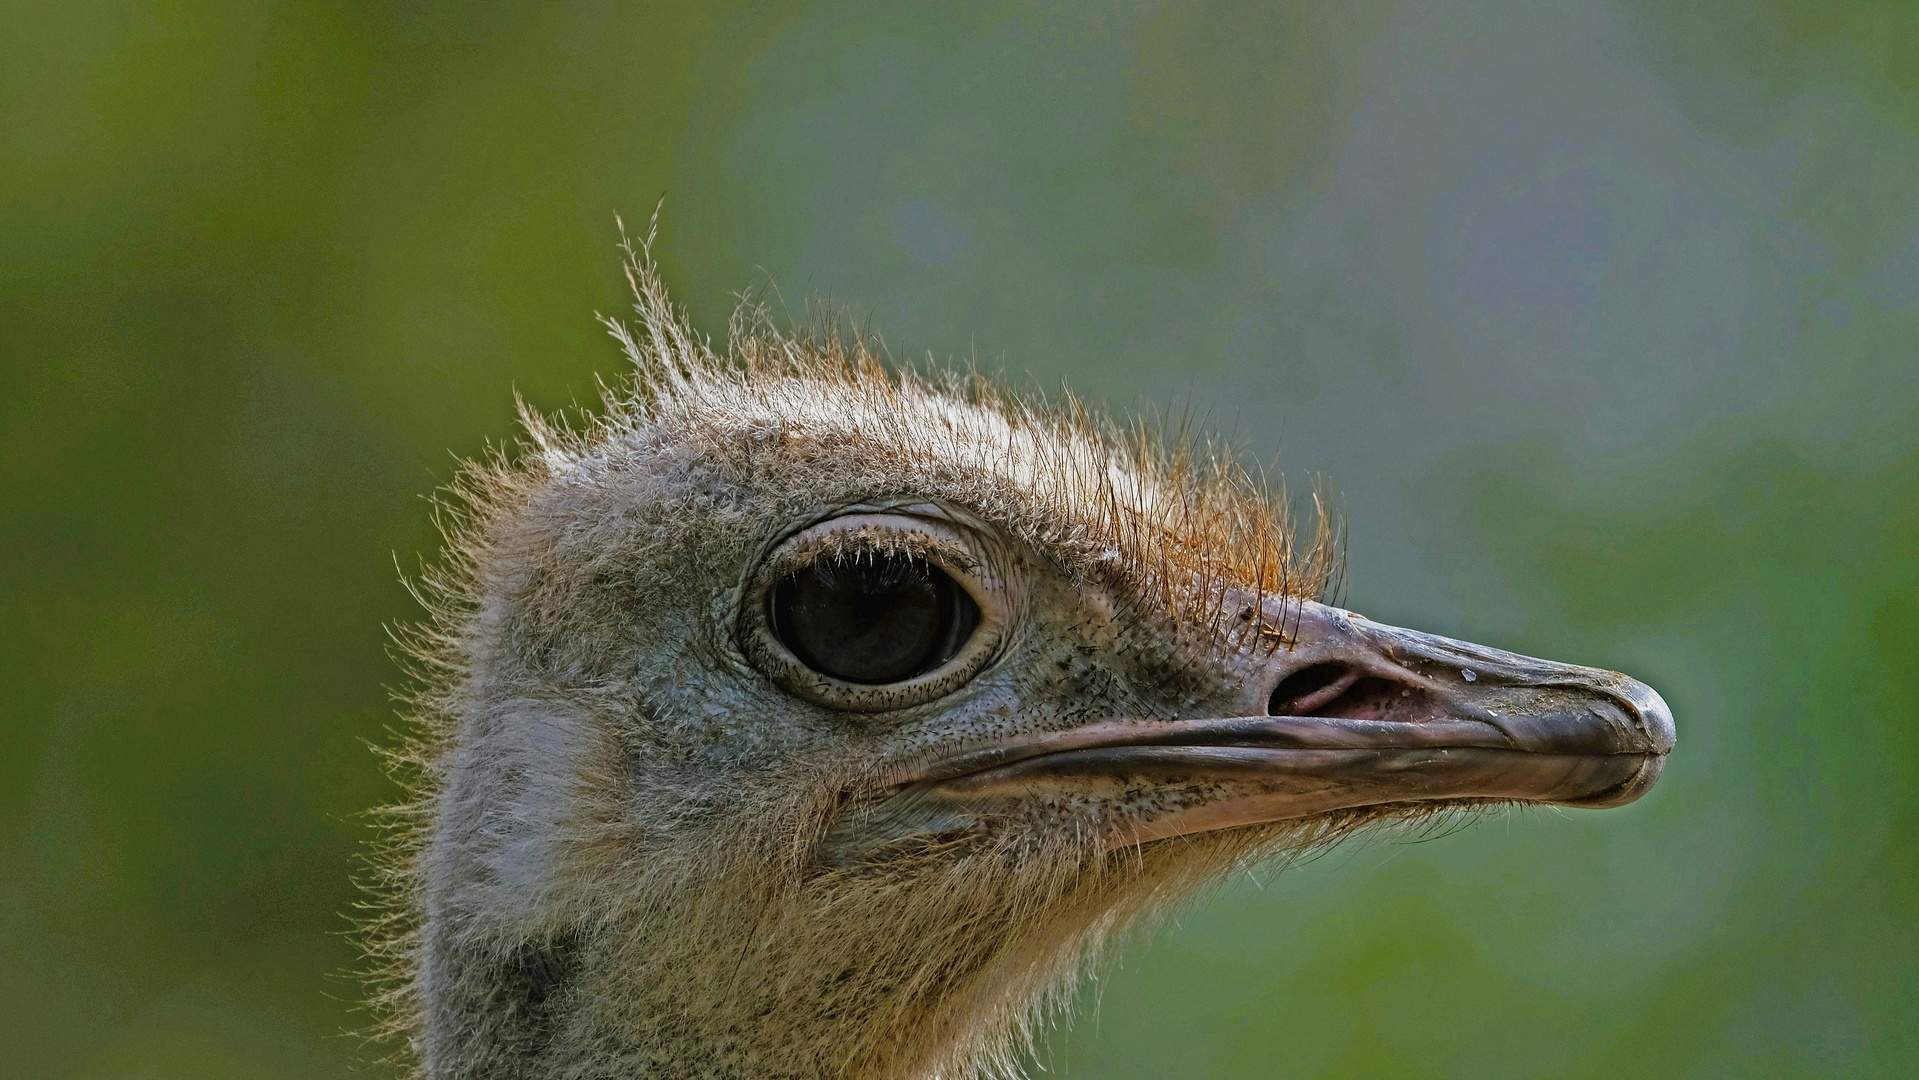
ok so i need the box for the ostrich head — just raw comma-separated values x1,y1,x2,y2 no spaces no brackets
367,232,1674,1080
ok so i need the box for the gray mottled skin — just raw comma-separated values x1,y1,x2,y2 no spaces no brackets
367,235,1670,1079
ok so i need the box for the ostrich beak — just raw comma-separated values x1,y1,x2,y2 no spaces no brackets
832,602,1674,856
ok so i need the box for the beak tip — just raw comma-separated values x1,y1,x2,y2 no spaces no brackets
1619,677,1677,756
1551,675,1674,808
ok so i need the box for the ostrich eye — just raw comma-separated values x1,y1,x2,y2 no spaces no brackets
748,513,1005,710
771,553,981,685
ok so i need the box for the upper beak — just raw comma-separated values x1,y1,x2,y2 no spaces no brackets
827,601,1674,857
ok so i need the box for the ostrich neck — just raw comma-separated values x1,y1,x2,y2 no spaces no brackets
419,897,1030,1080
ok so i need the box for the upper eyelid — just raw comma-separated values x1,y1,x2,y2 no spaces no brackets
766,520,982,580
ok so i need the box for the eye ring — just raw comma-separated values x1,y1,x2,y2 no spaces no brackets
741,513,1009,713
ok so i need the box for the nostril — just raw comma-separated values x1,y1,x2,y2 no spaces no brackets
1270,664,1436,723
1268,663,1352,716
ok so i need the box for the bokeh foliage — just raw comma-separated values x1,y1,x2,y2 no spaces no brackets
2,2,1913,1076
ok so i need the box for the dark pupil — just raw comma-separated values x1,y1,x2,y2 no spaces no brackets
771,554,980,685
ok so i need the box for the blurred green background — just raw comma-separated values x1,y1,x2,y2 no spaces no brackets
3,2,1915,1076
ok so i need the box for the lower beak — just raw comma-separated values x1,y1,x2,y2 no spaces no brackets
830,602,1674,855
